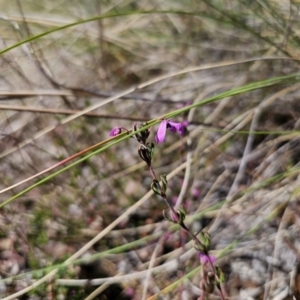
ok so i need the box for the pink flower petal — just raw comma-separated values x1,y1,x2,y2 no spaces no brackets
199,253,216,265
109,127,121,137
155,119,168,143
167,121,183,135
182,121,189,128
192,188,200,197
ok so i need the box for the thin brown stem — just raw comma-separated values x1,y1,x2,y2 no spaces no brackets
145,145,226,299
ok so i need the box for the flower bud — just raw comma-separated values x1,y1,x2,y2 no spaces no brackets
160,174,168,194
109,127,122,137
199,231,211,249
215,266,225,283
133,123,150,144
177,207,186,224
193,240,205,252
151,179,162,196
163,209,179,223
138,143,154,166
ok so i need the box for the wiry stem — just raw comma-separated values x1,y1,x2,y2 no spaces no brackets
134,124,226,299
148,163,226,300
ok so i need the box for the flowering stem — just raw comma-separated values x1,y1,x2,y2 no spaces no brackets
148,164,225,300
129,123,226,300
149,165,179,219
149,165,201,245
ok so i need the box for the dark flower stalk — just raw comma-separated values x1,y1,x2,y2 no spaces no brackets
109,120,226,299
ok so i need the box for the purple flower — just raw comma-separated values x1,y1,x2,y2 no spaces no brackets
192,188,200,197
109,127,121,137
199,253,216,265
176,100,192,109
155,119,185,143
167,121,184,134
124,288,134,296
182,120,189,128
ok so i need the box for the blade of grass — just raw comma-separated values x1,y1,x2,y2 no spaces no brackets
1,72,300,207
1,9,299,59
0,10,233,56
1,57,290,160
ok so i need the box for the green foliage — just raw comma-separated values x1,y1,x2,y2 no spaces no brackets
29,208,50,247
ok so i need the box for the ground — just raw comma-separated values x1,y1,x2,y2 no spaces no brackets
0,1,300,299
